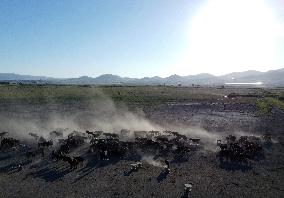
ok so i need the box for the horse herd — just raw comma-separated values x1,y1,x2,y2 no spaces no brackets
216,133,272,164
0,129,202,169
0,129,272,170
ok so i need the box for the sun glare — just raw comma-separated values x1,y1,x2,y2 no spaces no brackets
183,0,280,75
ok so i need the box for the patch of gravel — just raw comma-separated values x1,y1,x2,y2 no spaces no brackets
0,101,283,198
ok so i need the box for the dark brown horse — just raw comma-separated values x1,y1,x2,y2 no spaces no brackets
66,156,84,170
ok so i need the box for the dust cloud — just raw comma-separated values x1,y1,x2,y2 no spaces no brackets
141,155,164,168
0,89,225,149
0,90,161,140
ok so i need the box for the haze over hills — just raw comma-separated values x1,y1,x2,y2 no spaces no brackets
0,68,284,86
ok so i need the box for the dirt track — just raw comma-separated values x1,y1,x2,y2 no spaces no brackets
0,98,284,198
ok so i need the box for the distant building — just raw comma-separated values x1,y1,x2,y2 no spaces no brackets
0,80,48,85
19,80,48,85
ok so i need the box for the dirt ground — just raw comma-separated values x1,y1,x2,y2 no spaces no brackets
0,86,284,198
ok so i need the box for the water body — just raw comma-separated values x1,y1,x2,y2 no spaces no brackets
225,82,263,85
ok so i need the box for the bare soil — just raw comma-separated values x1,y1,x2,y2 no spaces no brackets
0,87,284,198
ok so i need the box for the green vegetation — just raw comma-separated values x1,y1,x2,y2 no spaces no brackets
0,84,223,105
1,84,283,108
279,92,284,102
256,97,284,116
0,85,104,103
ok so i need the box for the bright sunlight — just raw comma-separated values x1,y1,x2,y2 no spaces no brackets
183,0,280,75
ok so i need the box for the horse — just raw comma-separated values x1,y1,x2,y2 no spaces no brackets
51,150,64,161
1,138,20,148
0,132,8,138
65,156,84,170
189,138,201,143
49,131,63,138
73,156,84,168
130,162,143,171
26,151,36,161
28,133,39,140
38,140,53,149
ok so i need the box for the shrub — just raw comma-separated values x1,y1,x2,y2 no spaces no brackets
256,97,284,115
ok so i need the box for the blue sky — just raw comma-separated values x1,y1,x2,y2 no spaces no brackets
0,0,283,78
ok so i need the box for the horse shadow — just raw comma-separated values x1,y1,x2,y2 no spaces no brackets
0,154,12,161
72,153,121,183
0,159,31,173
180,191,190,198
26,166,71,182
263,142,273,149
27,147,131,183
73,153,142,183
253,152,266,161
171,156,188,164
218,160,252,172
157,171,169,183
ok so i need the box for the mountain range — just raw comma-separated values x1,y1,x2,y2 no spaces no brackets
1,68,284,86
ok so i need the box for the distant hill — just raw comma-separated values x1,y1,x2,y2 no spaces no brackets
1,68,284,86
0,73,52,81
221,69,284,85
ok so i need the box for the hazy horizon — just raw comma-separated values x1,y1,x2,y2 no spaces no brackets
1,67,283,80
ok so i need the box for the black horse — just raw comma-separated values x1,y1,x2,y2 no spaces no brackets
1,138,20,148
38,140,53,149
26,151,36,161
65,156,84,170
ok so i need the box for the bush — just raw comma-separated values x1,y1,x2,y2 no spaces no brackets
279,92,284,102
256,97,284,115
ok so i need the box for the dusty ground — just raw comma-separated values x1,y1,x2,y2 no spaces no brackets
0,86,284,198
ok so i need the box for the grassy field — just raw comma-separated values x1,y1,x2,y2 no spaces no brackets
1,84,284,113
0,84,282,101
